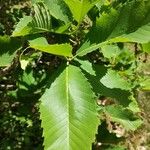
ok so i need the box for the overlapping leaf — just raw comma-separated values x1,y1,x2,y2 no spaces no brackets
29,37,72,57
103,105,142,131
100,69,132,91
76,0,150,56
40,64,99,150
12,3,51,36
44,0,72,23
32,0,71,23
109,23,150,44
65,0,99,23
78,60,132,106
100,44,121,59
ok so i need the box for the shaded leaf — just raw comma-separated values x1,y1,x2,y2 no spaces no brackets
65,0,99,23
76,0,150,56
79,62,132,106
44,0,72,23
76,58,96,76
103,105,142,131
0,36,22,67
12,3,51,37
54,22,71,34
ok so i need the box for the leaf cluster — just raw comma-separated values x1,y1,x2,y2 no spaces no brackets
0,0,150,149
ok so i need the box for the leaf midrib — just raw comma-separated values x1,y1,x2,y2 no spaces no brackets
66,65,69,149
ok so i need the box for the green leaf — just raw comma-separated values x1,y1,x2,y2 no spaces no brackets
80,63,132,106
31,0,72,24
127,95,140,113
40,64,99,150
103,105,142,131
75,40,105,57
142,42,150,53
140,78,150,91
12,3,51,37
100,44,121,59
65,0,99,23
12,16,33,37
76,0,150,56
109,23,150,44
54,22,71,34
29,37,72,57
100,69,132,91
31,0,43,4
76,58,96,76
0,36,22,67
44,0,72,23
19,69,37,91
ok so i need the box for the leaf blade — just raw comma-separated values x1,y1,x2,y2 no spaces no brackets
65,0,98,23
40,64,99,150
76,0,150,56
0,36,22,66
12,3,51,37
103,105,142,131
44,0,71,23
29,37,73,57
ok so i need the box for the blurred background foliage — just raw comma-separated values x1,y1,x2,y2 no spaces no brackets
0,0,43,149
